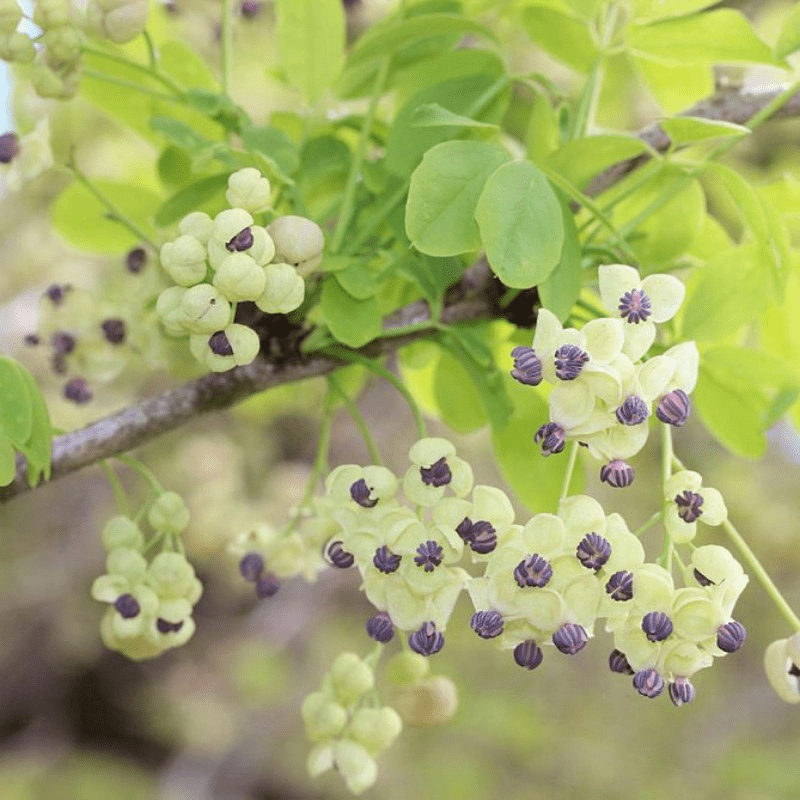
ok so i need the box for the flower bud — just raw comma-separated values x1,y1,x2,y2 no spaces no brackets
513,639,543,670
470,610,504,639
552,622,588,654
213,252,266,302
301,692,348,741
86,0,149,44
608,648,634,674
31,58,81,99
510,345,542,386
656,389,691,427
43,25,82,69
330,652,374,704
534,422,565,456
333,740,378,795
226,167,272,213
615,395,649,426
0,0,22,35
267,215,325,275
600,459,634,488
668,676,696,707
385,651,430,686
211,208,254,245
156,286,189,336
633,668,664,698
254,262,305,314
0,31,35,64
102,516,144,552
179,211,214,245
716,620,746,653
147,491,189,534
147,551,196,598
177,284,232,334
408,621,445,656
33,0,71,29
366,611,394,643
349,706,403,754
392,676,458,726
160,235,207,287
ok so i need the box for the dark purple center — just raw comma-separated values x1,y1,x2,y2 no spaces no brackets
618,288,652,324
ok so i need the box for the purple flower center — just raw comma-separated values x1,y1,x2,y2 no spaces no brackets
618,288,652,324
420,456,452,487
414,540,444,572
674,490,704,523
554,344,589,381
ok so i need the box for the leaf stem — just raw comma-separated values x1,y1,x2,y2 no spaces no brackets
99,460,131,517
322,347,427,440
634,509,664,538
66,161,158,250
331,58,391,254
326,373,383,465
81,44,184,96
720,517,800,632
560,441,579,499
82,68,181,104
115,454,163,494
219,0,233,95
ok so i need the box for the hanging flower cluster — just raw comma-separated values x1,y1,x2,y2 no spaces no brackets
511,264,695,487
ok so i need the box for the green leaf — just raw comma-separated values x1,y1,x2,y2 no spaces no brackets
545,135,653,191
629,0,720,24
52,180,161,254
627,10,774,65
157,146,194,188
16,368,52,486
154,174,229,227
438,327,513,430
346,13,495,68
396,254,464,307
0,357,32,447
695,364,765,458
680,243,771,340
406,140,511,257
432,348,489,433
150,116,210,152
0,438,15,487
335,256,391,300
320,277,383,348
491,376,582,513
632,55,714,115
410,103,499,129
777,2,800,58
274,0,345,104
475,160,564,289
520,6,599,73
159,39,218,91
659,116,750,146
538,199,581,322
385,73,507,177
240,125,300,178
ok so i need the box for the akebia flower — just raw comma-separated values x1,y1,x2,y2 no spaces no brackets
764,634,800,704
664,471,727,544
402,438,473,506
598,264,685,361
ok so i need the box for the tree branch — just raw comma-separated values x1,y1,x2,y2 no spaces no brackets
3,84,799,504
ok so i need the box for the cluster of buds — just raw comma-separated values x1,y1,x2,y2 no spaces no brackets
303,652,402,795
156,168,323,372
91,492,203,659
86,0,148,44
511,264,696,487
24,250,159,403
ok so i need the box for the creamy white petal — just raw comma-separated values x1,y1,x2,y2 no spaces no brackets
598,264,641,316
664,470,703,498
622,320,656,362
532,307,563,356
637,355,676,400
558,494,606,534
582,318,625,363
664,341,700,393
605,422,650,459
700,487,727,526
550,381,594,427
665,505,697,544
641,273,686,323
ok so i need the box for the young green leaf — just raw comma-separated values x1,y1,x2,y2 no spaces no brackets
320,277,383,348
16,367,52,486
627,10,774,65
0,438,15,487
538,200,581,322
776,2,800,58
154,174,229,227
406,140,510,257
52,180,161,254
474,160,563,289
520,5,599,73
410,103,499,129
274,0,345,104
0,357,33,447
659,116,750,147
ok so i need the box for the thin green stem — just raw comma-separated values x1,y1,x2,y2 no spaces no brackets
661,421,673,488
142,30,157,69
219,0,233,94
100,460,131,517
331,58,391,254
322,346,427,440
560,441,579,499
537,161,638,262
721,518,800,633
82,68,180,104
115,454,163,494
327,373,383,465
634,509,664,538
67,161,158,250
81,44,184,96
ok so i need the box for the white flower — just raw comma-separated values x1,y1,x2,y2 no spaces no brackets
1,118,53,192
598,264,685,361
664,470,727,544
764,634,800,704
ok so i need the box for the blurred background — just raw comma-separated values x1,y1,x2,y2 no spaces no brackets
2,1,800,799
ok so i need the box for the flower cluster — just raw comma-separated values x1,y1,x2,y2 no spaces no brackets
24,251,162,404
303,652,402,795
156,168,323,372
511,264,695,486
91,492,202,659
